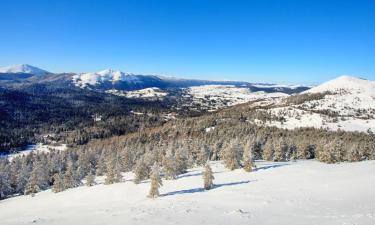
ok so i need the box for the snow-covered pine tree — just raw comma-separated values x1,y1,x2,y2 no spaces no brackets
222,140,242,170
52,173,65,193
148,163,162,198
162,149,178,179
203,161,214,190
96,151,106,176
63,159,81,189
133,158,149,184
263,139,274,161
174,147,188,174
0,163,12,199
24,165,40,196
85,170,96,186
16,160,31,194
273,138,287,162
197,145,210,166
242,143,255,172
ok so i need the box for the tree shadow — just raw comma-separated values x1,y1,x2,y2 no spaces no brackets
254,163,289,171
177,170,224,179
160,180,252,197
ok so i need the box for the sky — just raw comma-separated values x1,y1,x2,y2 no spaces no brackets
0,0,374,85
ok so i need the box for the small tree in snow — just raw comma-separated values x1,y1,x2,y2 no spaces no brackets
85,170,96,186
162,149,178,180
222,141,242,170
148,163,162,198
133,158,149,184
243,147,256,172
203,161,214,190
52,173,65,193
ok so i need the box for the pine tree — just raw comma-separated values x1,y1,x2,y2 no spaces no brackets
52,173,65,193
162,149,178,179
0,163,12,199
175,148,188,174
203,161,214,190
24,166,40,196
63,160,80,189
148,163,162,198
222,141,242,170
243,145,255,172
85,170,96,186
133,158,149,184
16,161,31,194
263,139,274,161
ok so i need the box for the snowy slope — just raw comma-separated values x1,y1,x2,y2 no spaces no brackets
0,64,49,75
252,76,375,132
1,160,374,225
106,87,168,99
184,85,288,111
301,75,375,116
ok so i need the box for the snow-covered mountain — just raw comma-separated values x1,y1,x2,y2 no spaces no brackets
0,64,49,75
72,69,141,88
304,75,375,94
249,75,375,132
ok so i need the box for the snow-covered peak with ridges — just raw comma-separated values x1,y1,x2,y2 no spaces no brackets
72,69,139,88
0,64,49,75
304,75,375,94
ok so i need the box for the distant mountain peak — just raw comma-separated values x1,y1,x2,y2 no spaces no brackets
0,64,49,75
304,75,375,94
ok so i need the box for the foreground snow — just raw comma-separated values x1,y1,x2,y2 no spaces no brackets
1,160,375,225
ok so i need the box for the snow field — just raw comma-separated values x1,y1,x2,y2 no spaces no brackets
1,160,375,225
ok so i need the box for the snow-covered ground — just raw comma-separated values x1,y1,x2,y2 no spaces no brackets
249,76,375,132
1,160,374,225
259,106,375,132
2,143,67,161
184,85,288,110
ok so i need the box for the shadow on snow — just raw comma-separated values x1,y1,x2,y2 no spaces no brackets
254,163,289,171
160,180,252,197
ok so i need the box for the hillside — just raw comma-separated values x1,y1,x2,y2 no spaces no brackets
1,160,374,225
250,76,375,132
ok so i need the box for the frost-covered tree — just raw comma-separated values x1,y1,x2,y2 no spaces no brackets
175,147,188,174
263,139,274,161
16,161,31,194
85,170,96,186
0,163,12,199
197,145,210,165
105,152,123,184
203,161,214,190
222,140,242,170
96,151,106,176
242,144,256,172
24,166,40,196
52,173,65,193
148,163,162,198
133,158,149,184
162,149,178,179
63,159,81,189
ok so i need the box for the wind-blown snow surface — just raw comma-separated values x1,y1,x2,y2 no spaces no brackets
0,64,49,75
2,160,375,225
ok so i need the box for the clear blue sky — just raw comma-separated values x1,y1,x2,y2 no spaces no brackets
1,0,374,84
